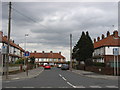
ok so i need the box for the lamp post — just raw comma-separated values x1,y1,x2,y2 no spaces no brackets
25,34,29,51
70,34,72,71
24,34,28,76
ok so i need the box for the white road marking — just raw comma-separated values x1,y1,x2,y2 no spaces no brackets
5,81,10,83
13,78,20,80
4,87,17,88
62,77,67,81
89,85,102,88
58,87,68,88
74,86,86,88
59,74,62,77
106,86,118,88
40,87,52,88
67,82,75,88
59,74,75,88
22,87,35,88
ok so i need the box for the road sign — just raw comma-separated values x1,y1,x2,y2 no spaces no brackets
113,48,119,56
1,46,7,54
24,51,30,56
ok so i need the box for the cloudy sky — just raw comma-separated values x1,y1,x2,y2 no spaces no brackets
1,1,118,61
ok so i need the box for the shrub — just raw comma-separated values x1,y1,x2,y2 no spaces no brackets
15,58,24,64
93,62,105,67
85,58,93,66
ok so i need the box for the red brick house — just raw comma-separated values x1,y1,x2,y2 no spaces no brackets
93,30,120,67
29,51,66,66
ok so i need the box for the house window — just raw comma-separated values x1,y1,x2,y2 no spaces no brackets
49,58,52,61
54,59,57,62
58,58,61,61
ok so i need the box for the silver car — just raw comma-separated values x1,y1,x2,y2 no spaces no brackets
61,64,69,70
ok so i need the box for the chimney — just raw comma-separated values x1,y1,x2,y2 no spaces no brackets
101,34,105,39
13,40,14,43
50,51,53,53
4,35,7,38
107,31,110,37
42,51,44,53
0,31,3,36
34,51,37,53
94,38,96,42
59,52,61,55
97,37,100,41
113,31,118,37
10,39,13,42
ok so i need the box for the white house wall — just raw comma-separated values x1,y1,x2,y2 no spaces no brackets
0,43,2,53
93,47,104,56
105,46,120,55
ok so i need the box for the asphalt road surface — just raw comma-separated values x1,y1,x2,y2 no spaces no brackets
2,67,118,88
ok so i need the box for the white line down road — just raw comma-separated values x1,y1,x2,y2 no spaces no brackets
59,74,75,88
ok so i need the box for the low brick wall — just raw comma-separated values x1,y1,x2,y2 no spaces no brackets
85,66,114,75
76,65,120,75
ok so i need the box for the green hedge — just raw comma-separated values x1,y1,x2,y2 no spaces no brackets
15,58,24,64
93,62,105,67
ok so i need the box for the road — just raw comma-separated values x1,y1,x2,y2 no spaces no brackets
2,67,118,88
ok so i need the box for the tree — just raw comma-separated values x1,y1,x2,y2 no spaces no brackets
85,31,94,65
72,31,94,66
72,31,88,64
29,57,35,64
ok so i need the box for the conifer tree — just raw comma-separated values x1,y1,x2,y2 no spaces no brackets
72,31,94,65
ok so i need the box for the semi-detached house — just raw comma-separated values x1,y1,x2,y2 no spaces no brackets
93,30,120,67
0,31,25,64
29,51,66,66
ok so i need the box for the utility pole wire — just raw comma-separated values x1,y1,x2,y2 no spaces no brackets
2,3,9,6
11,7,47,29
12,7,37,22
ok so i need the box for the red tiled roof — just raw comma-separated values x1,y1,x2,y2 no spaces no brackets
94,31,120,49
30,52,66,59
0,31,25,52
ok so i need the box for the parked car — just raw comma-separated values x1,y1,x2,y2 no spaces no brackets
61,64,69,70
57,64,62,68
39,65,44,67
44,64,51,69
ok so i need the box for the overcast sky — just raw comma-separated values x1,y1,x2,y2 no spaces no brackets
1,1,118,61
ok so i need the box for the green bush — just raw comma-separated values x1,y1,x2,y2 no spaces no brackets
15,58,24,64
93,62,105,67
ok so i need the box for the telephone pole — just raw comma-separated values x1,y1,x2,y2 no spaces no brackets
70,34,72,71
6,2,12,79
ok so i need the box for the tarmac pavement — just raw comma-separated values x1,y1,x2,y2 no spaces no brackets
70,69,119,80
2,67,44,81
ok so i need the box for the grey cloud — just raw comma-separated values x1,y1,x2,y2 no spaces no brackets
2,2,118,49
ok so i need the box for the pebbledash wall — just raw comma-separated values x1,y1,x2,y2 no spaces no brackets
93,30,120,67
0,31,25,64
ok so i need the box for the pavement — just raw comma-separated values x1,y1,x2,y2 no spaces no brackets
2,67,44,81
70,69,119,80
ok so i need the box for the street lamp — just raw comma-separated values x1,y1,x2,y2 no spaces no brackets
70,34,72,71
25,34,29,51
24,34,29,76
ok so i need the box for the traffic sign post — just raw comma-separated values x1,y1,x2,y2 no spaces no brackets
24,51,30,76
1,46,7,54
113,48,119,56
113,48,119,76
